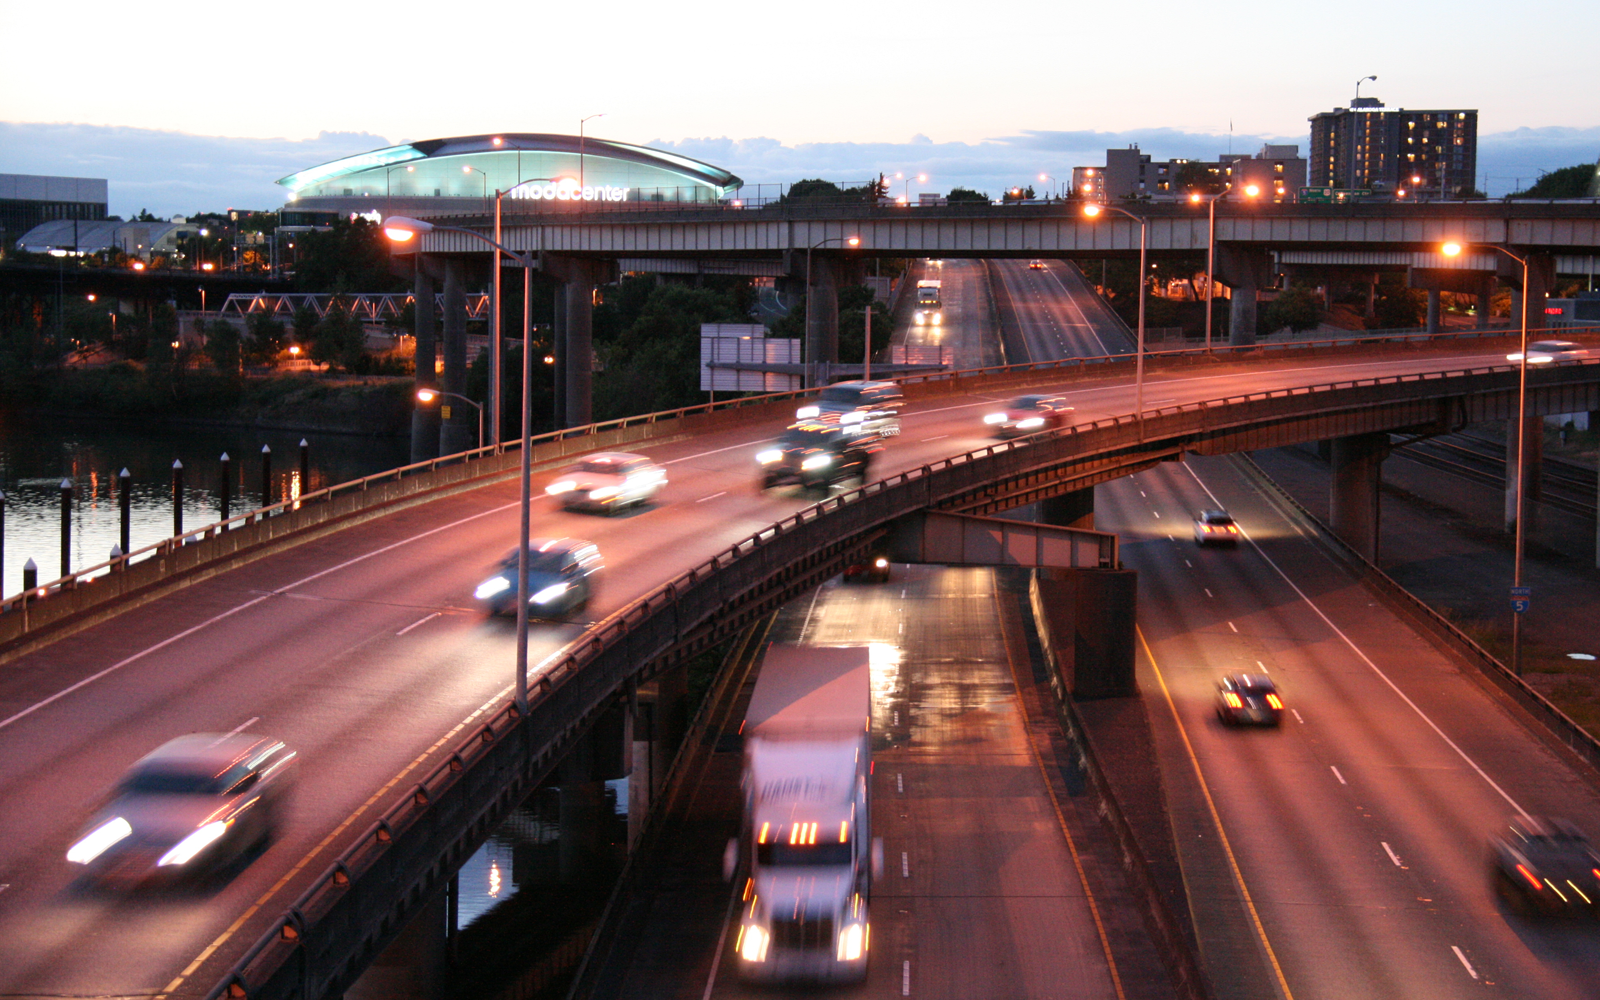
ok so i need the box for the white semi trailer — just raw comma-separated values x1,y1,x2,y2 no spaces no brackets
727,644,881,982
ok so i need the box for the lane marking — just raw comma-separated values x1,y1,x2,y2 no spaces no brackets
396,612,440,636
1141,627,1296,1000
1292,710,1305,725
695,491,727,503
0,498,521,735
1184,560,1193,568
896,773,904,793
902,959,912,996
227,717,259,736
1204,588,1214,598
1451,946,1479,980
921,434,949,442
1331,766,1347,785
901,851,910,878
1382,842,1403,867
1227,621,1238,633
1180,463,1531,820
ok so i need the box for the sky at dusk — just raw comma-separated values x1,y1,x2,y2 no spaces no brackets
2,0,1596,217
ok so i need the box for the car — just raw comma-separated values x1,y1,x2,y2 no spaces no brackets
1490,815,1600,917
1215,674,1283,726
1028,259,1046,270
757,419,881,493
983,394,1075,438
795,380,904,436
544,452,667,514
474,538,602,619
1507,340,1592,364
843,553,891,584
1193,509,1241,547
65,733,297,885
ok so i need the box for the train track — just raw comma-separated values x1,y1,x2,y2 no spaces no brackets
1391,430,1597,519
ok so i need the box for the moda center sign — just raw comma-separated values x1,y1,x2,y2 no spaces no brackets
510,178,631,203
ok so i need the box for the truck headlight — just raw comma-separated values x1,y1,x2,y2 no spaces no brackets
739,923,770,962
756,448,782,465
158,820,230,867
474,576,511,600
914,312,926,325
801,454,833,470
837,922,867,961
531,582,570,604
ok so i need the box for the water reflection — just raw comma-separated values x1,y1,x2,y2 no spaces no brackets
0,415,408,596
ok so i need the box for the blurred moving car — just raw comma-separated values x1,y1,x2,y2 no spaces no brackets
545,453,667,514
1490,815,1600,917
474,538,602,619
1215,674,1284,726
1028,259,1046,270
983,394,1075,438
1193,509,1241,547
758,419,881,493
1507,340,1592,364
796,380,903,437
843,553,891,584
66,733,297,884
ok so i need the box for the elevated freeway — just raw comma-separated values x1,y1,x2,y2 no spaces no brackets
2,338,1600,998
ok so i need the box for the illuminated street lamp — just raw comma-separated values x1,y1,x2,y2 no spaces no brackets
1188,182,1260,351
1083,202,1148,425
463,164,488,211
1039,173,1058,200
804,234,862,386
1443,239,1533,674
386,215,538,712
895,172,927,206
416,387,483,451
491,176,568,450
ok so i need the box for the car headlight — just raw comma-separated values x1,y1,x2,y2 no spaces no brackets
796,405,820,419
739,923,770,963
158,820,230,867
545,479,576,495
531,582,570,604
1017,417,1045,429
475,577,511,600
837,922,867,961
588,486,620,500
840,410,865,424
67,816,132,864
756,448,782,465
983,412,1008,425
801,454,833,470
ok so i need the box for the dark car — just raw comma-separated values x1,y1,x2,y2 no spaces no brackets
757,420,881,493
843,553,891,584
474,538,602,619
1215,674,1284,727
795,380,904,437
66,733,297,885
1194,509,1241,547
1490,815,1600,917
983,394,1074,438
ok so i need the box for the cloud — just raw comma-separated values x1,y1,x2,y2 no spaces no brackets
2,120,1593,219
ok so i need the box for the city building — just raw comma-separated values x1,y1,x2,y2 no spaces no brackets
1,173,107,251
1070,144,1306,203
1307,96,1477,196
277,132,743,221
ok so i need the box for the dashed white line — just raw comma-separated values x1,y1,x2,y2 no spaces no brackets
228,716,259,736
1227,621,1238,633
896,772,904,793
1204,588,1214,598
1152,511,1161,519
901,851,910,877
893,711,900,726
1292,709,1305,725
695,491,727,503
921,434,949,442
1184,559,1193,568
1139,490,1146,497
902,960,912,995
1451,946,1478,980
1330,766,1347,785
1382,842,1403,867
396,612,440,636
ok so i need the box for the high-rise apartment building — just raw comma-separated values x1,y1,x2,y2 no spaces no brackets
1307,97,1477,196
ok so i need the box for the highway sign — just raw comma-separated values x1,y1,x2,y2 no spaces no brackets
1511,586,1532,614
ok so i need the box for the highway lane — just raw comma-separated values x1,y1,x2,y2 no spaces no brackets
1100,456,1600,1000
0,344,1564,996
898,259,1002,371
991,258,1133,361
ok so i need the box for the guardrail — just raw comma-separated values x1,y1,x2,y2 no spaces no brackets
200,356,1600,998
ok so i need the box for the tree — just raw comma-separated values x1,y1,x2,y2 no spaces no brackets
311,298,367,372
1367,277,1425,330
204,318,243,375
244,311,286,366
291,304,319,356
591,277,748,419
947,187,989,204
1510,163,1598,199
1001,186,1037,203
1261,284,1322,334
292,218,406,293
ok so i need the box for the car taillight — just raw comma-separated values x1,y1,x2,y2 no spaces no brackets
1223,692,1242,709
1266,693,1283,710
1517,864,1544,890
1228,526,1239,534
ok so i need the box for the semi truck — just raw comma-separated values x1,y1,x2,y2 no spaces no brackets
914,278,943,325
727,644,881,982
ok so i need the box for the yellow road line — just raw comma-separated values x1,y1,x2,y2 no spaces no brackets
1139,626,1295,1000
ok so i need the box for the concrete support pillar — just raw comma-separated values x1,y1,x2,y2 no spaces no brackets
346,885,450,999
1505,414,1544,533
558,737,604,886
564,276,593,428
1329,432,1388,563
410,257,440,463
439,259,474,456
1216,245,1272,347
1040,487,1095,530
552,289,567,428
807,257,841,383
1476,276,1493,330
1425,288,1441,334
1506,252,1557,335
1365,277,1378,320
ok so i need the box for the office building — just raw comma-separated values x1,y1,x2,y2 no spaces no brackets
1071,145,1306,203
1307,97,1477,196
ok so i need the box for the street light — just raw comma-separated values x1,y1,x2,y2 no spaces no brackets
804,234,861,386
416,388,484,452
1039,173,1058,200
463,165,488,212
579,113,606,192
491,176,568,450
1083,202,1148,425
1188,182,1261,351
1443,239,1533,674
385,163,415,214
386,215,538,712
895,172,927,206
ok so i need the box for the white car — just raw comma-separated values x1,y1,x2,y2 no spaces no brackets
1194,509,1240,547
1507,340,1591,364
545,453,667,514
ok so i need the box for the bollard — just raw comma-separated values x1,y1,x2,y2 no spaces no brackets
261,444,273,512
172,460,184,538
118,469,131,557
59,479,72,580
23,557,37,593
220,452,231,527
299,439,310,502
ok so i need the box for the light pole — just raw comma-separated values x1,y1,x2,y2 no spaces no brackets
386,216,538,712
804,234,861,386
1443,239,1532,674
1355,74,1376,103
463,165,488,213
385,163,415,215
1083,202,1148,424
896,172,927,206
415,388,484,451
1039,173,1058,200
492,177,566,452
579,113,606,192
1189,182,1259,352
